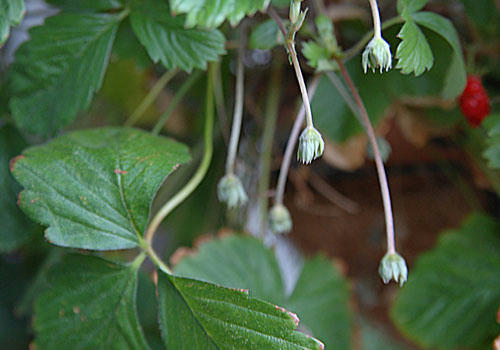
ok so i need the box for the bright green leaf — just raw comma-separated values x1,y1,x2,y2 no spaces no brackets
130,0,225,72
158,270,324,349
249,19,283,50
482,114,500,170
0,0,25,45
391,214,500,349
412,11,466,99
9,13,122,136
11,127,190,250
174,235,351,349
0,124,35,252
34,254,150,349
302,41,337,72
397,0,428,15
396,20,433,76
169,0,270,28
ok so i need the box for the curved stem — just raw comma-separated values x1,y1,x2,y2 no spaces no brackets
225,28,246,175
125,69,179,127
268,7,314,128
151,71,202,135
275,76,320,205
336,58,395,254
144,64,215,246
369,0,382,38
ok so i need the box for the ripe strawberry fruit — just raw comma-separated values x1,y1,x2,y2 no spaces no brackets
459,75,491,127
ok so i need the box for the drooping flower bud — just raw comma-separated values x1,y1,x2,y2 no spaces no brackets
297,126,324,164
378,252,408,287
269,204,292,234
217,174,248,208
362,36,392,73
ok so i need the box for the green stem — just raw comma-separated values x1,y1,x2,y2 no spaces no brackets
124,68,179,127
268,7,314,128
144,63,215,246
151,71,202,135
369,0,382,39
258,59,282,235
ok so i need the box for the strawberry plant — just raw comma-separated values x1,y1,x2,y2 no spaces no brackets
1,0,500,349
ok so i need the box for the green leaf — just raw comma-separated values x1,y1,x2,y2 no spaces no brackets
412,11,466,99
395,20,433,76
47,0,123,11
158,271,324,349
0,124,35,252
457,0,500,37
34,254,150,349
169,0,270,28
0,0,25,45
130,0,226,72
249,19,283,50
397,0,428,15
9,13,122,136
391,214,500,349
482,114,500,170
11,127,190,250
302,41,337,72
174,235,351,349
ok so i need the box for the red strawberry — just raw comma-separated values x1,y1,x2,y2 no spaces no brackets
459,75,490,127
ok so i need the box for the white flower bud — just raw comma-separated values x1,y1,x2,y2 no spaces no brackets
362,36,392,73
297,126,324,164
378,252,408,287
217,174,248,208
269,204,292,234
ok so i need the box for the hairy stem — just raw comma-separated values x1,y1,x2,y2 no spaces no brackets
336,58,395,254
275,76,320,205
151,71,202,135
369,0,382,39
125,68,179,127
225,28,246,175
258,59,282,234
144,64,215,246
268,7,314,128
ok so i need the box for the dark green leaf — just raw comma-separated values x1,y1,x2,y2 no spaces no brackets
395,20,433,76
397,0,428,15
169,0,270,28
0,0,25,45
174,235,351,349
11,127,190,250
391,214,500,349
249,19,282,50
35,254,150,349
0,124,35,252
130,0,226,72
9,13,122,136
412,11,466,99
158,271,324,349
483,114,500,170
457,0,500,37
47,0,123,11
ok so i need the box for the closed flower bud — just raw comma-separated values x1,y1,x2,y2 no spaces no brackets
297,126,324,164
378,252,408,287
269,204,292,234
362,36,392,73
217,174,248,208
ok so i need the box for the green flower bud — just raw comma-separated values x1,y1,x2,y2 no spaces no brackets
297,126,324,164
217,174,248,208
362,36,392,73
269,204,292,234
289,0,303,24
378,252,408,287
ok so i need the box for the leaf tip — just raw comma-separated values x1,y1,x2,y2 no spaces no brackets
275,305,300,327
